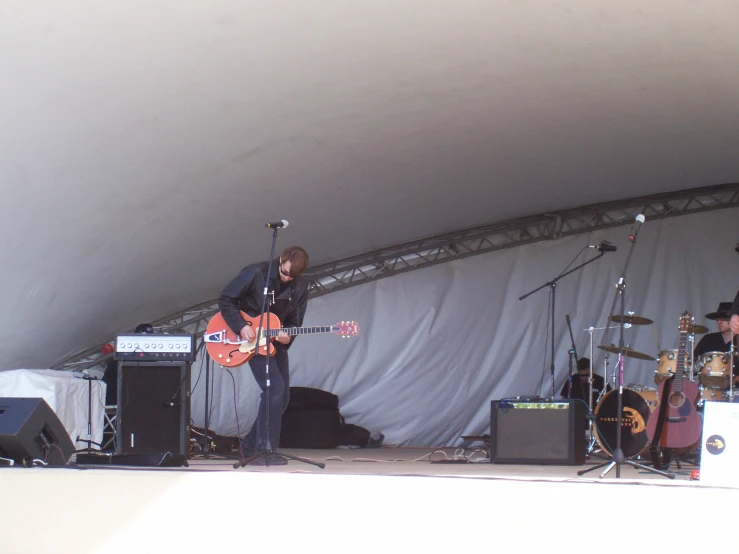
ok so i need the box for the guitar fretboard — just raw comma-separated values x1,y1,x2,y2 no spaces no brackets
674,333,687,393
262,326,334,337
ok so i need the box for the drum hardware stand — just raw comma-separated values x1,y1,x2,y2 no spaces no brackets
565,316,606,459
578,214,674,479
581,326,612,459
234,224,324,470
519,246,609,399
728,333,735,402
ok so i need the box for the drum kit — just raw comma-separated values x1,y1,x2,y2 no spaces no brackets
583,311,737,461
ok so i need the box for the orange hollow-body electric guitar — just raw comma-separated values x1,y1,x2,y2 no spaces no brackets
204,311,359,367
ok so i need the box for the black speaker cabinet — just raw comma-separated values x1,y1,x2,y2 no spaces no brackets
281,409,342,448
0,397,75,466
117,362,190,456
490,400,586,465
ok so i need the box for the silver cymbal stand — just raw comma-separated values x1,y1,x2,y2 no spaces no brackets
728,333,735,402
583,325,611,457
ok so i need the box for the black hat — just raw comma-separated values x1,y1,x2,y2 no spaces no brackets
705,302,732,321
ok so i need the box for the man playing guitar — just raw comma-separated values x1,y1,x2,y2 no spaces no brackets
218,246,310,465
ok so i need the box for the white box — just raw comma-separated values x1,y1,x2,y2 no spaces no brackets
700,401,739,486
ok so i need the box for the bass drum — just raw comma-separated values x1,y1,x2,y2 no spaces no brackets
594,386,659,458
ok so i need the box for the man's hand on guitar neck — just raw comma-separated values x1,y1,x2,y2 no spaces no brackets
240,325,256,342
239,324,289,345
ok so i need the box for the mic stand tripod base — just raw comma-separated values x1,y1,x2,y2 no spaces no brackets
234,448,325,469
577,448,675,479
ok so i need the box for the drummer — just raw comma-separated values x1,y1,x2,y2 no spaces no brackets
694,302,734,358
694,301,738,385
560,357,611,405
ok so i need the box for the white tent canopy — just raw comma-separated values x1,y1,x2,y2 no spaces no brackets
2,1,739,368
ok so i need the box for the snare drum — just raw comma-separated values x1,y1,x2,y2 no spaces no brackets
594,387,659,458
696,352,731,389
654,349,693,385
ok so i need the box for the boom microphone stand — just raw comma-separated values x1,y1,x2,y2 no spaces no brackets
235,222,324,469
520,243,612,399
578,215,673,479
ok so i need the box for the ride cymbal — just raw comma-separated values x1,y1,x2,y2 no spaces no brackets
609,314,654,325
688,324,709,335
597,344,656,361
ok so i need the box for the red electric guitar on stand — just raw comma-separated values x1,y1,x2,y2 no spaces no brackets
203,311,359,368
645,311,702,450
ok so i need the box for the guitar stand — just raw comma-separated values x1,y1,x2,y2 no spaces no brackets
649,448,700,471
73,374,103,455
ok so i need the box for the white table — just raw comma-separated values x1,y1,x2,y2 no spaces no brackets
0,369,106,450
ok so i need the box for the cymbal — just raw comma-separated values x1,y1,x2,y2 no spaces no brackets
688,324,709,335
609,314,653,325
597,344,656,361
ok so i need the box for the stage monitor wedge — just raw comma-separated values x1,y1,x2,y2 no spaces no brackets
0,397,75,466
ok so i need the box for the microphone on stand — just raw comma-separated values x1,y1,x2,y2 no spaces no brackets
628,214,646,242
588,241,618,252
265,220,289,229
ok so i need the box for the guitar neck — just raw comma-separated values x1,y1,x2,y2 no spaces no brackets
674,331,687,391
263,326,333,337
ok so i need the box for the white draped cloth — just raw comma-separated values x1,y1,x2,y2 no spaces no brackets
0,369,106,450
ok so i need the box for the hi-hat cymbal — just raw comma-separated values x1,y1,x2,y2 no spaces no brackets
688,324,709,335
597,344,656,361
609,314,654,325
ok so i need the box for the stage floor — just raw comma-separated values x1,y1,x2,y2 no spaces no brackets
1,446,734,554
192,445,705,479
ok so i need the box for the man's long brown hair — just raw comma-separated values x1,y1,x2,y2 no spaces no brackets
280,246,309,277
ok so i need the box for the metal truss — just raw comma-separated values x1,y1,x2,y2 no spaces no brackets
53,182,739,371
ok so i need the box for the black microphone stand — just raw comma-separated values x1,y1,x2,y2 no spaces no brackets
565,314,578,400
520,249,607,399
577,226,674,479
235,226,324,469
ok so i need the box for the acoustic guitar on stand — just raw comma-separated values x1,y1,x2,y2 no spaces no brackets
204,311,359,368
645,311,702,449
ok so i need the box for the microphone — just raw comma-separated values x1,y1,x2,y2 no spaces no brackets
588,241,618,252
265,220,289,229
628,214,646,242
735,243,739,253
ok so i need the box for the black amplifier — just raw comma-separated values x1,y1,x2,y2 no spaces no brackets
114,333,196,361
490,399,586,465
